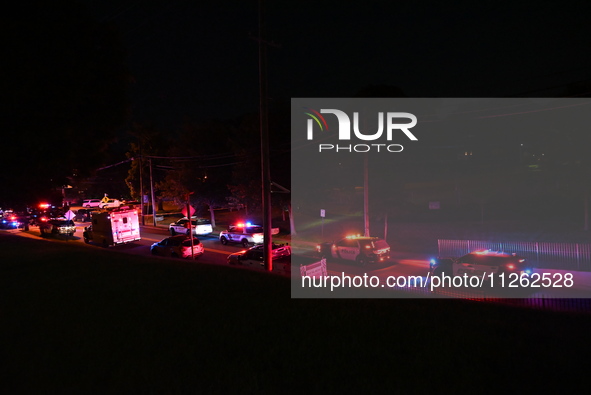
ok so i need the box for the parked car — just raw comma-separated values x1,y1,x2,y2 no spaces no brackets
120,200,141,209
150,235,204,259
82,199,102,208
75,209,91,222
169,217,213,236
98,199,121,209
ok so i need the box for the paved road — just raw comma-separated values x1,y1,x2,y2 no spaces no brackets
292,241,591,299
4,222,591,299
1,222,291,276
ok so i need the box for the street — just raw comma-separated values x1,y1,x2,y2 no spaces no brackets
292,241,591,300
4,220,591,300
1,221,292,276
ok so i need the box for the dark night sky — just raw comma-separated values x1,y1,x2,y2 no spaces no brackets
3,0,591,206
83,0,591,125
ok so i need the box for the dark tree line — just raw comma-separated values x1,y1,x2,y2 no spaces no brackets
125,101,291,223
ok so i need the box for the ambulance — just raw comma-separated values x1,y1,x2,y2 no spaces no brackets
82,208,141,247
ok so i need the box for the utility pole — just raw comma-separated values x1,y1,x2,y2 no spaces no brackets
362,109,370,237
139,152,145,226
149,158,157,227
259,0,272,271
186,192,195,259
364,153,370,237
584,188,589,231
289,203,296,236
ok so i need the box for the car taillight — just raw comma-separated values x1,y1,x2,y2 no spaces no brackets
506,263,516,270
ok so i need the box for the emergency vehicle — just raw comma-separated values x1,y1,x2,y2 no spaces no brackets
169,217,213,236
429,250,533,280
82,208,141,247
38,218,76,237
219,222,279,247
316,235,391,266
0,213,25,230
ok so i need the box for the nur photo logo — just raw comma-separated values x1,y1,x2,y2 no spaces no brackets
304,108,418,153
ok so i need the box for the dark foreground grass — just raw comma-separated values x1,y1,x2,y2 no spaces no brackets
1,233,590,394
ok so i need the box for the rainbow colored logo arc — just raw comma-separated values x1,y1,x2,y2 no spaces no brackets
303,107,329,131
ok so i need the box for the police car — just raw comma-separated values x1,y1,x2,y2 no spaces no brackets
38,217,76,237
429,250,533,280
169,217,213,236
316,235,391,266
219,223,279,247
0,214,22,230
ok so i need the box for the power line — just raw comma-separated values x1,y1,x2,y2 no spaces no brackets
96,158,133,171
142,153,245,161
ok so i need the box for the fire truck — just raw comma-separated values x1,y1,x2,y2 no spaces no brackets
82,208,141,247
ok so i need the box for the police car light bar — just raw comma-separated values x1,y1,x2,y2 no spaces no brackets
345,234,362,239
235,222,255,227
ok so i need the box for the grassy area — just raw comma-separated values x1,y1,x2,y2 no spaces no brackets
1,233,590,392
